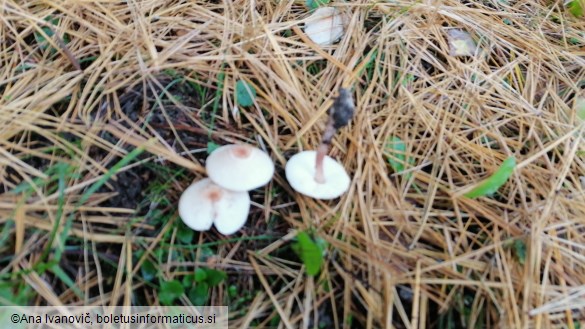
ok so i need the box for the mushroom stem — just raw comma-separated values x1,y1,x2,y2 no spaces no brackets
314,88,355,184
314,144,328,184
314,119,336,184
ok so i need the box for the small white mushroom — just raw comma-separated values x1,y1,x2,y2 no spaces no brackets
178,178,250,235
285,150,350,200
304,7,345,46
447,29,478,57
285,88,354,200
206,144,275,192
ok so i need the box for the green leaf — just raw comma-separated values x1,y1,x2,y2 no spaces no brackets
292,231,324,276
228,285,238,298
235,80,256,107
357,48,379,79
182,274,193,287
159,280,184,305
270,315,281,326
345,315,354,327
386,137,406,172
34,17,70,54
207,141,220,154
154,248,164,259
176,223,194,244
0,283,12,301
140,260,157,282
188,283,209,306
34,18,57,50
385,137,414,177
568,0,584,17
194,268,208,283
198,247,215,262
306,0,331,10
0,281,29,306
463,157,516,198
205,269,227,287
401,73,415,87
513,239,526,265
32,260,57,274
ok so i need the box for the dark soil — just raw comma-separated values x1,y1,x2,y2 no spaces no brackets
94,74,216,211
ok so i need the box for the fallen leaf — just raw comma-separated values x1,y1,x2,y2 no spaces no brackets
464,157,516,198
566,0,584,17
235,80,256,107
292,231,325,276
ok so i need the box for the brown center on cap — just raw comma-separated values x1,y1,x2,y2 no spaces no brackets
206,187,223,202
232,145,252,158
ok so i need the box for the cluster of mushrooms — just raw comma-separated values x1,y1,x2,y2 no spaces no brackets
179,89,355,235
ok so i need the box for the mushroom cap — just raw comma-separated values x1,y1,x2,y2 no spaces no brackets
206,144,275,192
178,178,250,235
285,150,350,200
304,7,345,46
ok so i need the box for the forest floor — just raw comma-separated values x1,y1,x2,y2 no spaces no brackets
1,1,585,328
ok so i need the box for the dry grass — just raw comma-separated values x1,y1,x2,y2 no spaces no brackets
1,0,585,328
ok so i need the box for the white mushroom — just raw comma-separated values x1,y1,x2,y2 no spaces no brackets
446,29,478,57
285,88,355,200
285,150,350,200
205,144,275,192
304,7,345,46
178,178,250,235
